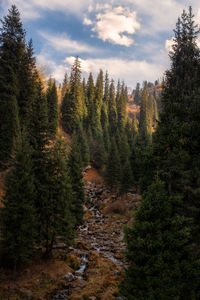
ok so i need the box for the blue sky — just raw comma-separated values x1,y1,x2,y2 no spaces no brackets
1,0,200,88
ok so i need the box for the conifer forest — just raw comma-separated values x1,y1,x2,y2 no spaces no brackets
0,4,200,300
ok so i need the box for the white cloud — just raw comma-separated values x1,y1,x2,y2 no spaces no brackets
37,54,70,82
1,0,41,19
64,56,165,87
83,17,93,25
165,38,175,53
1,0,91,19
39,31,98,54
124,0,185,33
92,6,140,46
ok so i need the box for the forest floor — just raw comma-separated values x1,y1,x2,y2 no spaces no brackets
0,167,140,300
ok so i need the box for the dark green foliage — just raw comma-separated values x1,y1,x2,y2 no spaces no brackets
108,80,117,134
61,72,69,100
153,7,200,240
74,123,90,167
120,181,200,299
105,138,121,188
138,87,152,145
119,134,130,166
68,135,85,226
1,134,36,268
116,82,128,131
17,39,37,130
46,78,58,138
39,138,75,256
0,5,23,166
30,77,49,152
89,135,106,169
61,57,82,133
134,83,141,105
120,159,134,194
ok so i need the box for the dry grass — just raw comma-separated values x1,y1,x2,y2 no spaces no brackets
104,199,127,215
83,167,103,185
0,257,73,300
68,252,123,300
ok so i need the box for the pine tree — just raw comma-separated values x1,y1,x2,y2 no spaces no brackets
117,82,128,131
18,39,37,130
103,71,109,106
108,80,117,135
1,133,36,269
39,137,75,256
134,83,141,105
91,69,103,138
30,76,49,152
68,135,85,226
61,72,69,100
61,57,83,133
105,138,121,188
153,7,200,241
46,78,58,138
75,123,90,167
0,5,23,166
120,181,200,299
120,159,134,194
138,87,152,145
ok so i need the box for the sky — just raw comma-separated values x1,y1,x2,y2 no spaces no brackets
1,0,200,89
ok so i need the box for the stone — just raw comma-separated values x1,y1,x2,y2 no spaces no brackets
63,272,75,282
19,288,33,299
113,270,121,276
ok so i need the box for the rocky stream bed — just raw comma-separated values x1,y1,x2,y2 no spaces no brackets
50,179,139,300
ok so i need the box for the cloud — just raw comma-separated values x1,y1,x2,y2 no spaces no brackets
64,56,165,87
37,54,69,82
1,0,41,19
92,6,140,46
124,0,185,33
1,0,91,19
83,17,93,25
39,31,98,54
165,38,175,53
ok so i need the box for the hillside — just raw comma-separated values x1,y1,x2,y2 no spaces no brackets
0,168,140,299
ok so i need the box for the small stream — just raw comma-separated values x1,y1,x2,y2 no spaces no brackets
49,182,127,299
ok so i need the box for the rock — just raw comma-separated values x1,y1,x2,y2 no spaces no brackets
63,272,75,282
84,165,92,172
113,269,121,276
19,288,33,299
83,204,88,213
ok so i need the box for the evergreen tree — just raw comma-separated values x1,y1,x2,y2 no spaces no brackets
120,181,200,299
18,39,37,130
46,78,58,138
30,76,49,152
40,137,75,256
108,80,117,135
134,83,141,105
153,7,200,240
117,82,128,131
105,138,121,188
103,71,109,106
1,134,36,269
0,5,23,166
120,159,134,194
68,135,85,226
138,87,152,145
61,72,69,100
93,69,103,138
61,57,83,133
75,123,90,167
